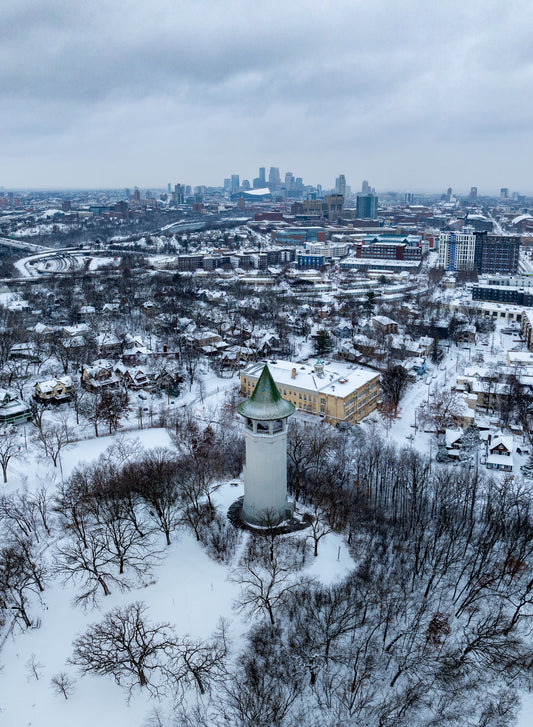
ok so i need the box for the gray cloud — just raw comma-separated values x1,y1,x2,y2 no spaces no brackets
1,0,533,192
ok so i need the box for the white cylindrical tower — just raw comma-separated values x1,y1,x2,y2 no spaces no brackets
237,364,295,526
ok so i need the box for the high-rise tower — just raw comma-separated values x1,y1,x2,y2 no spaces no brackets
269,167,281,191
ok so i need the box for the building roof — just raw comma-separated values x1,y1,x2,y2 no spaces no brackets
242,359,379,397
237,364,295,421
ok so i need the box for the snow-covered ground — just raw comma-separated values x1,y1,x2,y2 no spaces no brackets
0,317,532,725
0,426,353,727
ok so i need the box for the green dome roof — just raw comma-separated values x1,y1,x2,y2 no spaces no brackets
237,364,295,421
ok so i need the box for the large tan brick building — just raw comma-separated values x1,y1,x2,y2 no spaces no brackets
240,359,380,426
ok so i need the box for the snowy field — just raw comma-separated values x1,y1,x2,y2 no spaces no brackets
0,428,353,727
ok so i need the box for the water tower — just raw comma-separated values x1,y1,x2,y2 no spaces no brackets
237,364,295,526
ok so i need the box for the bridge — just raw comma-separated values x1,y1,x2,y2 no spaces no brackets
0,237,51,254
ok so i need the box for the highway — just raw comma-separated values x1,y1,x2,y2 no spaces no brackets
0,236,50,254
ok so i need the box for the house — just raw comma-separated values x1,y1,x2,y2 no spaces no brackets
114,364,151,390
445,429,463,450
409,357,426,377
332,325,353,340
443,429,470,462
96,332,122,358
190,330,222,348
81,360,121,392
34,376,73,404
31,322,55,338
254,332,282,357
0,389,32,425
352,334,378,358
486,435,514,472
220,345,255,368
62,323,89,338
102,302,120,314
455,325,476,344
152,369,182,397
122,339,152,366
372,316,398,335
10,342,39,362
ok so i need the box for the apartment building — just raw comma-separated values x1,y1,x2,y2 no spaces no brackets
240,359,380,426
439,232,477,270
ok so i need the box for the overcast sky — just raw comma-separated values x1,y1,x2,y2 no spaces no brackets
2,0,533,194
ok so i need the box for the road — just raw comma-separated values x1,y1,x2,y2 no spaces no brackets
0,236,50,254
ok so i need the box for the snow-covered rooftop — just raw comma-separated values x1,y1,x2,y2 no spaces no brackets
242,359,378,397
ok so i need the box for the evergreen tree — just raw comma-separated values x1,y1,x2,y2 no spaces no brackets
314,330,333,356
363,291,376,315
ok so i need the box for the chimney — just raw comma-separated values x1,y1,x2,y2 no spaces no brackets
291,368,297,379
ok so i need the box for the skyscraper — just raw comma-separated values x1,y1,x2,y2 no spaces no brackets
269,167,281,190
356,193,378,219
336,174,346,196
231,174,240,193
362,180,370,194
173,184,184,204
259,167,266,186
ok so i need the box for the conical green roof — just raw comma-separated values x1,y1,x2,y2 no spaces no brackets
237,364,295,421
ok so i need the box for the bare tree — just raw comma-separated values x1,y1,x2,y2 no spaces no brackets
287,420,337,502
129,448,181,546
32,486,53,536
380,364,409,414
34,418,72,468
69,379,87,425
70,602,174,695
50,672,76,700
0,428,23,483
99,389,129,435
165,620,229,698
26,653,45,681
0,492,42,542
54,531,126,605
181,346,200,390
30,399,47,435
232,552,305,626
0,542,46,628
305,503,335,558
416,389,461,436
